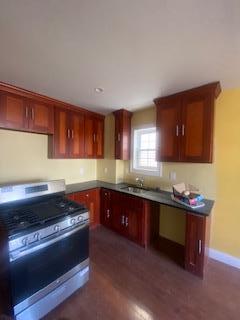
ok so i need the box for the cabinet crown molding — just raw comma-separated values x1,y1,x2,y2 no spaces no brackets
153,81,221,105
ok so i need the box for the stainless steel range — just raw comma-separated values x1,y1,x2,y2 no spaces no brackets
0,180,89,320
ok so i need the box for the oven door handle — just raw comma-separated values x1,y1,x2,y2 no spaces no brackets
10,222,89,263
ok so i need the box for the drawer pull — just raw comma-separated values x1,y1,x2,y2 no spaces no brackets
198,240,202,254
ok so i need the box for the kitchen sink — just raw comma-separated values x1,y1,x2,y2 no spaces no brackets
120,186,149,194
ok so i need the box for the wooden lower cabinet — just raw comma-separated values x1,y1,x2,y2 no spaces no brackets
69,187,209,277
100,189,112,228
101,189,149,247
185,213,210,277
67,188,100,228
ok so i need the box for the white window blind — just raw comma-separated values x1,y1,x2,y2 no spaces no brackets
131,127,161,176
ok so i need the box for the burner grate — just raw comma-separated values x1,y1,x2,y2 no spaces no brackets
2,209,41,232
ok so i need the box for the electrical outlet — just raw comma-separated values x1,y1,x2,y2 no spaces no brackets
104,167,108,174
80,168,84,175
169,171,176,181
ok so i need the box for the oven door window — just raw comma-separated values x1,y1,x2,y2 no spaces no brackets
10,225,89,306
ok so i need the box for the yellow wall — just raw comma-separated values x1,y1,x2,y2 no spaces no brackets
0,129,96,185
212,89,240,258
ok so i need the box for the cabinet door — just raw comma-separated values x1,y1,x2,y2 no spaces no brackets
114,109,132,160
75,189,100,228
84,116,95,158
0,92,28,131
114,115,122,159
67,193,75,201
28,101,54,134
89,189,100,227
74,191,87,206
156,97,181,162
181,93,214,163
50,107,70,158
111,191,123,233
69,112,85,158
95,118,104,158
125,196,144,244
185,214,206,277
100,189,112,228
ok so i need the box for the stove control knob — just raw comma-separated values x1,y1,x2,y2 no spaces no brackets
78,216,83,222
70,218,76,226
54,225,60,232
22,237,28,246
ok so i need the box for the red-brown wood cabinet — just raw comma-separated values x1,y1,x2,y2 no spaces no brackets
0,82,104,159
48,107,85,158
113,109,132,160
84,116,104,158
101,188,150,247
67,188,100,228
70,187,210,277
0,91,54,134
154,82,221,163
185,213,210,277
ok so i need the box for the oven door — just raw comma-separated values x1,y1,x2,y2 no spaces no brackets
10,222,89,309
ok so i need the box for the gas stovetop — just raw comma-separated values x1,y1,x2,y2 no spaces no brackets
0,196,87,236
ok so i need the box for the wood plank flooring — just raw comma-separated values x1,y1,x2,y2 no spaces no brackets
44,226,240,320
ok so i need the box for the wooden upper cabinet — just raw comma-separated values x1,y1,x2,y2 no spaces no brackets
49,107,85,159
156,97,181,162
84,116,104,158
95,118,104,158
0,92,28,131
28,100,54,134
113,109,132,160
84,116,95,158
0,83,104,158
0,91,53,134
69,111,85,158
181,93,214,162
49,107,69,158
154,82,221,163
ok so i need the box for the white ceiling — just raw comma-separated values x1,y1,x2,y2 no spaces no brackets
0,0,239,114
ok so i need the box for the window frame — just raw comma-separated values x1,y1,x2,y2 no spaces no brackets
130,124,162,177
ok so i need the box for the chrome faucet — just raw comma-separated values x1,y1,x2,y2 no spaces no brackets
136,177,144,188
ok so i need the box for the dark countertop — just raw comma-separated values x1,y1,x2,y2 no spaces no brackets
66,180,214,216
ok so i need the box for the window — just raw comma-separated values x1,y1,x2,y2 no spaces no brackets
131,126,161,176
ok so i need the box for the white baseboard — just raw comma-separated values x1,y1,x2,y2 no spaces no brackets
208,248,240,270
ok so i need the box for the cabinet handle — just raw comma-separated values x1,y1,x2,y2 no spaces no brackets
25,107,29,119
67,129,71,139
121,215,125,225
86,194,89,197
176,125,179,136
93,133,96,142
31,108,34,120
182,124,185,136
71,129,74,139
125,216,128,227
107,209,110,218
198,240,202,255
118,133,121,141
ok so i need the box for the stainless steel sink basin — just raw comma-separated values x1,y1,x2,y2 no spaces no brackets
121,186,149,194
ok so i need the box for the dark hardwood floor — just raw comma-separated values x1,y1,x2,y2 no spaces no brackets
44,227,240,320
